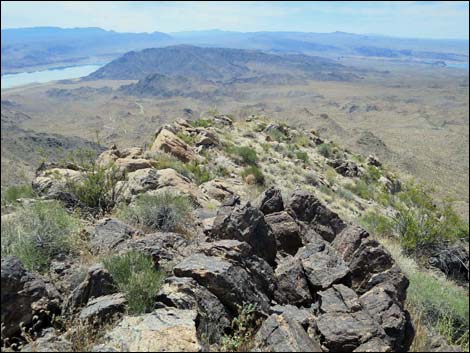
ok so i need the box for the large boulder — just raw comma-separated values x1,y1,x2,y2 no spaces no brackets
173,252,272,313
89,218,139,254
327,159,362,177
208,202,277,264
315,284,391,352
1,256,61,341
92,308,201,352
274,257,312,306
114,158,153,174
32,167,82,206
257,186,284,215
253,313,322,352
156,276,231,344
286,189,346,242
65,264,117,312
128,232,191,269
151,128,196,162
78,293,127,325
265,211,303,256
295,241,350,291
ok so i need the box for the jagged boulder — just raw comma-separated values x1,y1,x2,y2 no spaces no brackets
173,252,272,313
199,179,235,202
32,167,82,206
327,159,362,177
295,240,350,291
114,158,153,174
287,189,346,242
315,284,391,352
257,186,284,215
92,308,201,352
1,256,61,341
151,128,196,162
208,201,277,264
265,211,303,256
127,232,191,269
253,313,322,352
19,328,73,352
65,264,117,312
274,256,312,306
89,218,139,254
156,276,231,344
78,293,127,324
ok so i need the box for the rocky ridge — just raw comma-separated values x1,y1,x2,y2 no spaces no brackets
3,114,464,352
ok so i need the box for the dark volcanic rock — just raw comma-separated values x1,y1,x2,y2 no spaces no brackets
156,276,231,344
327,159,362,177
253,313,322,352
286,189,346,242
79,293,126,324
274,256,312,306
295,241,350,291
265,211,303,256
173,253,272,313
209,201,277,264
65,264,117,312
1,256,61,341
257,186,284,215
90,218,139,254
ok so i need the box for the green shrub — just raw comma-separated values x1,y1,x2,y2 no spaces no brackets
226,145,258,166
241,166,265,185
254,122,267,132
359,209,394,237
1,201,80,272
344,180,373,199
406,269,469,350
317,143,334,158
362,165,382,183
176,131,197,145
117,192,193,233
221,303,260,352
294,134,310,147
336,187,355,201
103,251,166,314
148,151,190,177
186,162,212,185
267,129,285,142
1,184,35,205
295,151,309,163
191,118,213,128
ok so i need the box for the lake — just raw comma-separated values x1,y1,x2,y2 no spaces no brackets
1,64,103,89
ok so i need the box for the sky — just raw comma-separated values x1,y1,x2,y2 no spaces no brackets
1,1,469,40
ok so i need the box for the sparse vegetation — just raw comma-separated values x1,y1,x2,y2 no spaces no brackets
221,303,260,352
116,192,193,233
103,251,166,314
317,143,334,158
186,161,213,185
241,165,265,185
226,145,259,166
191,118,213,128
1,200,80,272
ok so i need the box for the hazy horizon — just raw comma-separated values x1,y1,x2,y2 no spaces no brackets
2,1,469,40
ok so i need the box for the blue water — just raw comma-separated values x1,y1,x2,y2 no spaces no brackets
1,64,103,89
446,62,469,70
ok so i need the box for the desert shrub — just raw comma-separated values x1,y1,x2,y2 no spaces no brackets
267,129,285,142
148,151,190,177
294,134,310,147
226,145,258,166
176,131,197,145
362,165,382,183
117,192,193,233
186,161,212,185
407,269,469,350
1,200,80,272
241,166,265,185
336,187,355,201
344,179,374,199
254,122,267,132
191,118,213,128
325,168,337,185
215,165,230,178
1,184,35,206
360,209,394,237
317,143,333,158
103,251,165,314
295,151,309,163
221,303,261,352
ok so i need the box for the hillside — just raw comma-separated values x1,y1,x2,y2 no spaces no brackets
1,114,468,352
86,45,359,82
2,27,468,74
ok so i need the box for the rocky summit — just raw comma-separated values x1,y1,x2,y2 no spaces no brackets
1,114,466,352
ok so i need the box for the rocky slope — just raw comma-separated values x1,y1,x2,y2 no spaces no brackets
1,114,467,352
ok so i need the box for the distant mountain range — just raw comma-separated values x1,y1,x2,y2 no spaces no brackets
2,27,468,74
87,45,363,97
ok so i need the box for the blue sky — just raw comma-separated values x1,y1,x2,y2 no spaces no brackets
1,1,469,39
